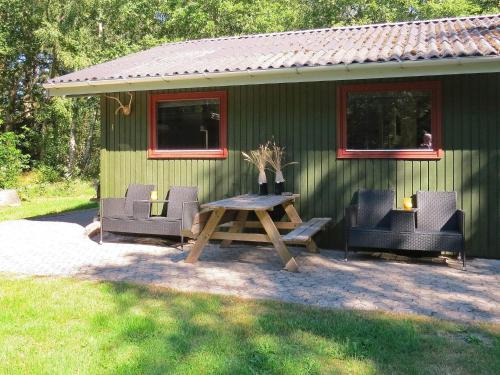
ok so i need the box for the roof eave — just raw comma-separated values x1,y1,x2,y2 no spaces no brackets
44,56,500,96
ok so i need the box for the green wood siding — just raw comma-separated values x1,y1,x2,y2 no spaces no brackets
100,73,500,258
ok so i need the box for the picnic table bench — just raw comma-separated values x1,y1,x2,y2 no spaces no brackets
282,217,331,252
185,194,331,272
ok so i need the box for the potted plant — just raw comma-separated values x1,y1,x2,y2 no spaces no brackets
266,141,297,195
242,143,270,195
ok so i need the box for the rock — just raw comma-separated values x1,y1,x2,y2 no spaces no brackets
84,220,100,238
0,189,21,207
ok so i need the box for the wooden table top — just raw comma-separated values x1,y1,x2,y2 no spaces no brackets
201,194,297,211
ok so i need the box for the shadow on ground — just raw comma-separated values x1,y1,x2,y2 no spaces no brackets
79,232,500,324
28,207,98,226
87,279,500,374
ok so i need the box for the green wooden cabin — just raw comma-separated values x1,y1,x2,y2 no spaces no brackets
45,15,500,258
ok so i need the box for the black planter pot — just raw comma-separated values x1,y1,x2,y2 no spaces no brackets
274,182,285,195
258,182,268,195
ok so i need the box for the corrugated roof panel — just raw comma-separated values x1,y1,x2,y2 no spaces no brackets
49,14,500,84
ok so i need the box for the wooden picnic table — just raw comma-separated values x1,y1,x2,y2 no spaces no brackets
185,194,307,272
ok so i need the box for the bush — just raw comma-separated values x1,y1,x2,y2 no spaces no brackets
0,132,29,189
33,164,64,184
15,172,96,202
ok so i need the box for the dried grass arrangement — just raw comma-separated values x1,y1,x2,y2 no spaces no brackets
266,141,298,184
242,143,271,192
242,141,297,195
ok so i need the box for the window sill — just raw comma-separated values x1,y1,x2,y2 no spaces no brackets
336,149,443,160
147,148,228,159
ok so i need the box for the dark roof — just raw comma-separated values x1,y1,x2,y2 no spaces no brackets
49,14,500,84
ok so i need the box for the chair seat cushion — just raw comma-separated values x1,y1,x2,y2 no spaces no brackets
415,229,461,236
349,227,463,252
106,215,134,221
102,216,182,236
349,227,396,249
145,216,180,222
411,230,463,251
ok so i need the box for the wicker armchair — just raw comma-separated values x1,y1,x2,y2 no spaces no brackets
101,184,155,221
344,189,395,260
140,186,199,244
414,191,465,268
345,189,466,269
100,185,199,247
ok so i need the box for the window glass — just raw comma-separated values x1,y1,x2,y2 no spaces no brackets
156,99,220,150
346,90,433,150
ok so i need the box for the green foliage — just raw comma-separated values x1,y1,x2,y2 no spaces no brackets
298,0,499,28
0,0,498,181
0,132,29,189
33,164,64,184
14,171,95,200
162,0,303,39
0,176,97,220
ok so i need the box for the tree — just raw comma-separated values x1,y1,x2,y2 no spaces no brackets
0,132,29,188
0,0,497,179
297,0,498,28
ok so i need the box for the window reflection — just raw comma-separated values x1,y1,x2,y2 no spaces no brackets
419,131,432,149
156,99,220,150
346,90,432,150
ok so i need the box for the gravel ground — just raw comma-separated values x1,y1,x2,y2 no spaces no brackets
0,209,499,323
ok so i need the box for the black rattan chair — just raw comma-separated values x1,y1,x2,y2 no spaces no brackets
345,189,466,269
100,184,155,225
414,191,465,268
100,185,199,247
344,189,395,260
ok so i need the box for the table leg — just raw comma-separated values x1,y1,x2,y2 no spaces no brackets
283,201,320,253
220,210,248,248
185,207,226,263
255,210,299,272
306,240,319,253
283,201,302,224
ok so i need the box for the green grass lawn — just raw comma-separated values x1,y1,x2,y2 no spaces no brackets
0,277,498,375
0,178,97,221
0,197,97,221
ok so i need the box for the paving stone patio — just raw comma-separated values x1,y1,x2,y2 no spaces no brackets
0,209,499,323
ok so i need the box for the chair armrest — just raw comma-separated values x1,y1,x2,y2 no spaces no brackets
456,209,465,236
390,210,416,232
181,200,199,230
345,205,357,231
133,201,152,219
101,198,125,217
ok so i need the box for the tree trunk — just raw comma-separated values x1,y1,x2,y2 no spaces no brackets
81,107,98,172
4,86,18,132
68,99,80,177
68,119,77,176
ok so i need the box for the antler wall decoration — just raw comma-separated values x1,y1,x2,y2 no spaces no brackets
105,92,133,116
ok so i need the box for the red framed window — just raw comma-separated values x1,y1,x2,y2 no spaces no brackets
148,91,228,159
337,81,443,159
